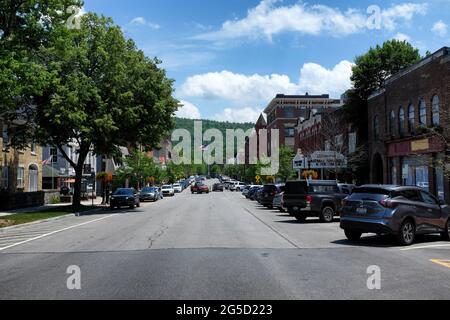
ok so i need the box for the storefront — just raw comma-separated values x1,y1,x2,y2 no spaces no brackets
387,137,447,201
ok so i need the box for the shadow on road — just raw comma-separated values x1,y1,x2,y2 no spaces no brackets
333,234,445,248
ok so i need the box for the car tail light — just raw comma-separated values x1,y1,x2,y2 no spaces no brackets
379,198,396,208
306,195,313,204
271,192,277,196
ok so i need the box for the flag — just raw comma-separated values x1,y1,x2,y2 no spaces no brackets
43,156,53,166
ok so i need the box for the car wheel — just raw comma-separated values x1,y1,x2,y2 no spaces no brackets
129,204,135,209
110,205,115,210
320,206,335,223
345,230,362,242
137,202,140,208
279,208,286,213
441,219,450,241
397,219,416,246
294,214,307,222
268,205,273,209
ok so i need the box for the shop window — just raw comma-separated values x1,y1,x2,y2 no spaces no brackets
408,104,415,132
419,99,427,126
391,162,398,185
284,128,295,138
432,95,440,126
398,107,405,135
436,167,445,201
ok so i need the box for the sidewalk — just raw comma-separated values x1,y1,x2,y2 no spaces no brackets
0,198,108,217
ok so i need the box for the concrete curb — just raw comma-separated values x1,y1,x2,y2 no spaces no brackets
0,207,106,232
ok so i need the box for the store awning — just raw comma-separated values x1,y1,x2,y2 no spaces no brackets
43,165,62,178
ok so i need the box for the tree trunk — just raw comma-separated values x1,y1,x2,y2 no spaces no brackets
72,165,84,209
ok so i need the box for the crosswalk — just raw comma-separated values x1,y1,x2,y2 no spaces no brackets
0,213,116,251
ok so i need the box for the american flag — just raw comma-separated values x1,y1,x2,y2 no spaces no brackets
42,156,53,166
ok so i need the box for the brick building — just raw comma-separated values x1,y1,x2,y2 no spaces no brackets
368,47,450,201
0,122,43,209
263,94,341,152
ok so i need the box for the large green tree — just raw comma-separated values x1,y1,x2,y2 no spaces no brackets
7,13,178,207
277,146,295,182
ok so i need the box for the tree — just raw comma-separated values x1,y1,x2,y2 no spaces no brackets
115,151,158,189
277,146,295,182
10,13,178,207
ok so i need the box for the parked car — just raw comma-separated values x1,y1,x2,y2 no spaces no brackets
110,188,140,209
139,187,160,202
242,185,255,197
247,186,262,200
173,183,182,193
230,182,246,192
223,180,235,190
191,182,210,194
212,183,224,192
284,180,347,223
273,192,287,212
259,184,285,209
161,185,175,197
340,185,450,246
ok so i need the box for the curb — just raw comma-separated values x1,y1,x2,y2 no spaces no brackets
0,207,106,232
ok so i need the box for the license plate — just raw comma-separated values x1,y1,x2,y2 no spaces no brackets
356,207,367,214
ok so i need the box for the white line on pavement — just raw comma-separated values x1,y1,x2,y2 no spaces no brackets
0,214,116,252
400,244,450,251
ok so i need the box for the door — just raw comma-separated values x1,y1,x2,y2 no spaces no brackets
419,191,443,232
398,189,428,233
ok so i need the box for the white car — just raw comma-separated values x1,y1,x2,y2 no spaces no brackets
173,183,182,193
230,182,246,192
161,185,175,197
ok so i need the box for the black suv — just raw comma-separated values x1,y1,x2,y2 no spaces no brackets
284,180,347,223
259,184,285,209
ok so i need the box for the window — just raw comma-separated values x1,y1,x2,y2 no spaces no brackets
284,128,295,138
348,132,357,153
408,104,415,132
398,107,405,135
284,107,295,118
419,99,427,126
335,134,343,148
1,166,9,189
389,110,396,135
28,164,39,192
432,95,440,126
50,148,58,163
2,124,9,145
373,115,380,139
391,162,398,185
30,143,36,154
399,189,421,202
420,191,438,205
17,167,24,189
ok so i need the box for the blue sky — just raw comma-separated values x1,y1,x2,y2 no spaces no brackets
84,0,450,123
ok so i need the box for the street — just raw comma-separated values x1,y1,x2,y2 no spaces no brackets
0,180,449,300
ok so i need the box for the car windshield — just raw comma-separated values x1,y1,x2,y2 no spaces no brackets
142,187,156,193
162,186,172,189
114,189,133,195
285,181,308,194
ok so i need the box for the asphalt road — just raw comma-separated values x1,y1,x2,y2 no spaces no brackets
0,180,450,300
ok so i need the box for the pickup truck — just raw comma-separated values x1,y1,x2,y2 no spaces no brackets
283,180,348,223
191,183,210,194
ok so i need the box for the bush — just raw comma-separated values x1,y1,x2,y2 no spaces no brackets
50,195,61,204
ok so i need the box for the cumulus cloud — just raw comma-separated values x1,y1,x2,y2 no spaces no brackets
213,107,262,123
129,17,160,29
194,0,427,41
393,32,411,42
176,100,202,119
181,60,354,102
432,20,448,37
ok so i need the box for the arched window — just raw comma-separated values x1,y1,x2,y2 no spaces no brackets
419,99,427,125
28,164,38,192
374,115,380,140
389,110,396,135
399,107,405,135
432,95,440,126
408,104,415,132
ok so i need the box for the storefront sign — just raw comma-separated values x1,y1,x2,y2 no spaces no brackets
411,139,430,152
293,151,347,170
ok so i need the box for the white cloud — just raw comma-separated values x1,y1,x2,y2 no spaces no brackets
181,60,354,102
298,61,354,98
176,100,202,119
194,0,427,41
129,17,160,29
181,71,299,102
213,107,262,123
432,20,448,37
393,32,411,42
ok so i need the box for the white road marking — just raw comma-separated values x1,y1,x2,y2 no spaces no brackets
0,214,116,252
400,244,450,251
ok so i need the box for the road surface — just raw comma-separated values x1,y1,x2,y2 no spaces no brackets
1,181,449,299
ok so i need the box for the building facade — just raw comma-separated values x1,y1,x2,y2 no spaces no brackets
263,94,342,151
368,47,450,202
